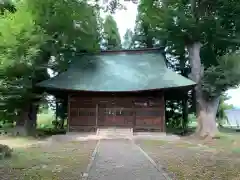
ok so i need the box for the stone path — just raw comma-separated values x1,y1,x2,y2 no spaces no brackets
87,139,169,180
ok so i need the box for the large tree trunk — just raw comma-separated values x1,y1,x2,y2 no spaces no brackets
16,108,27,126
188,42,219,138
196,97,220,137
14,107,28,136
24,102,38,136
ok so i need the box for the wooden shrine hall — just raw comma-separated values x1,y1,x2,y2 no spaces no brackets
37,48,195,132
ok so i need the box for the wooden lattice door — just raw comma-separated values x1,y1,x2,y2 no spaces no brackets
98,101,134,127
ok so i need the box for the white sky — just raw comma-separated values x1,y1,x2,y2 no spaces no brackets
101,1,138,39
112,2,138,39
226,88,240,107
112,2,240,108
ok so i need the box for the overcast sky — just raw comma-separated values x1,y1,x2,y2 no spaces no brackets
226,88,240,107
112,2,138,39
110,1,240,108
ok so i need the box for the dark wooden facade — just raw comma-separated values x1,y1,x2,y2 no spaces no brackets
68,91,165,132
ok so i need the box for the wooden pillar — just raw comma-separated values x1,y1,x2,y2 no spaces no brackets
55,99,59,121
133,101,136,130
162,95,166,132
95,104,98,130
67,94,70,132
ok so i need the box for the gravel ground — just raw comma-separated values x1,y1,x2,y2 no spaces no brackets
87,139,169,180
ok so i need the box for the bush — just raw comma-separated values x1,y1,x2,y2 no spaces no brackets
36,128,66,137
0,120,14,129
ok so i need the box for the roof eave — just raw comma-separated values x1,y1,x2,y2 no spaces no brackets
36,83,196,94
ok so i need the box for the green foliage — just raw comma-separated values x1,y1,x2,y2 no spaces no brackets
26,0,101,72
216,94,234,126
37,111,66,136
147,0,240,98
0,0,102,125
0,2,46,67
0,121,14,129
37,112,55,129
166,118,182,129
0,0,16,14
100,0,129,13
102,15,121,50
203,53,240,98
133,0,158,48
188,113,197,127
0,1,47,121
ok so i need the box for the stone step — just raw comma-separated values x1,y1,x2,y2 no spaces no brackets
96,127,133,138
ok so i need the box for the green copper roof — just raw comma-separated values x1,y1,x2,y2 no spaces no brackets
37,49,196,92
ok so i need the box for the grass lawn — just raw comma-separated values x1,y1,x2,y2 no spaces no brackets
0,137,97,180
136,132,240,180
37,112,55,129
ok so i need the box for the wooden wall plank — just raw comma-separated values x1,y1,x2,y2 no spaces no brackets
68,91,165,132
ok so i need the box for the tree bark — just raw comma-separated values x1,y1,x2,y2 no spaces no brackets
196,97,220,137
14,107,28,136
188,42,219,138
16,108,27,126
24,102,38,136
182,93,189,133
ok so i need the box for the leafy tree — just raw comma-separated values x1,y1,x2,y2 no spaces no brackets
147,0,240,137
0,2,47,131
0,0,16,14
132,0,156,48
216,94,234,127
102,15,122,50
122,28,133,49
99,0,138,13
0,0,101,135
